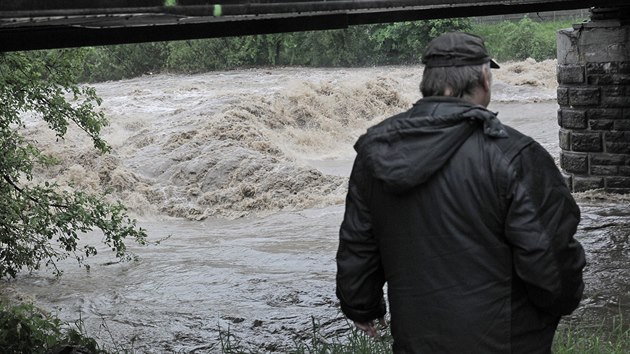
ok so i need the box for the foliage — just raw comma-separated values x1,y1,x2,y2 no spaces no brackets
219,317,393,354
284,27,379,67
471,17,577,61
72,17,585,82
0,300,104,354
0,50,147,278
77,19,471,80
3,303,630,354
553,315,630,354
80,43,170,82
291,318,392,354
164,27,379,72
369,19,472,63
217,314,630,354
166,37,256,73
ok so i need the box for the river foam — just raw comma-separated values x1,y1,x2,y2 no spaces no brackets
21,60,558,221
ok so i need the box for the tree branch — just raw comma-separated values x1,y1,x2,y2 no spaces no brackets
2,174,68,209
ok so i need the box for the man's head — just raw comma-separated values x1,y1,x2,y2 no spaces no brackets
420,32,498,107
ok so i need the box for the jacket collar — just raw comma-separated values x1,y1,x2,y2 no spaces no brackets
408,96,507,138
410,96,479,117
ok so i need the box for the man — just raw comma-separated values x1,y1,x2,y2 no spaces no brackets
335,32,586,353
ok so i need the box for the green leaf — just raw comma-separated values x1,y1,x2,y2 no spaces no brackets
0,50,147,279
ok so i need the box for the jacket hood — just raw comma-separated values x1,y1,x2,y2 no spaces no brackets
354,97,507,193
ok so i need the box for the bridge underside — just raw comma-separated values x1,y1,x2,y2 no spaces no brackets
0,0,627,52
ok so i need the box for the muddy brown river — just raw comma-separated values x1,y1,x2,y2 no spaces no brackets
2,62,630,352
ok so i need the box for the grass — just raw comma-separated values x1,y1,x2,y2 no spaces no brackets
218,315,630,354
3,298,630,353
0,300,105,354
219,317,393,354
553,315,630,354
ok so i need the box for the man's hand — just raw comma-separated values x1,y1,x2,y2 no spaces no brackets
354,317,387,338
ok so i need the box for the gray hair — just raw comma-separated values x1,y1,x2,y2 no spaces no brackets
420,63,489,98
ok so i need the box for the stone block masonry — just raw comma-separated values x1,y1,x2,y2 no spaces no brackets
557,8,630,193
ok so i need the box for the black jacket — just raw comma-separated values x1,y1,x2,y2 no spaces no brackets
336,97,585,353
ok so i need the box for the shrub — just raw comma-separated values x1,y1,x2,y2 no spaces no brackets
166,37,250,73
0,50,147,279
75,17,583,81
0,301,103,354
370,19,472,63
80,42,170,82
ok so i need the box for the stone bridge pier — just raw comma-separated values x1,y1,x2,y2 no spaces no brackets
557,6,630,193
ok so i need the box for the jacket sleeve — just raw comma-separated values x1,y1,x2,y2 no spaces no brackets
335,156,386,323
504,141,586,316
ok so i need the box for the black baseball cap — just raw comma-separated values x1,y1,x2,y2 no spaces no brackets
422,32,500,69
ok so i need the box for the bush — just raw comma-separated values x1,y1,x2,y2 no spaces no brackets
80,42,170,82
0,50,147,279
370,19,472,63
166,37,251,73
74,16,584,81
165,28,380,71
282,27,378,67
77,19,472,80
0,301,104,354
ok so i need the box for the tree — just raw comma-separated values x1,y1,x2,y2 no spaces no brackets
0,49,147,279
80,43,170,82
370,19,472,63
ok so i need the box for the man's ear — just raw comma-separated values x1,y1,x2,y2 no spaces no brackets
481,65,491,92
